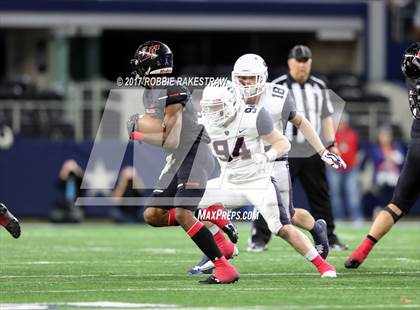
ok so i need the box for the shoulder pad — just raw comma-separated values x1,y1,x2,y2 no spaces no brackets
158,85,190,107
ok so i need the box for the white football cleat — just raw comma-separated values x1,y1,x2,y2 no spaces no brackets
321,270,337,278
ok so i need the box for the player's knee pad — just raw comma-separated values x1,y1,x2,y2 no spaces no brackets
383,205,403,223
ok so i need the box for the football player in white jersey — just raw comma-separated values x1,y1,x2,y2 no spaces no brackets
231,54,347,254
193,81,337,278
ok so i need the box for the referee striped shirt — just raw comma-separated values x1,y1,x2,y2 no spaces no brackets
272,74,334,146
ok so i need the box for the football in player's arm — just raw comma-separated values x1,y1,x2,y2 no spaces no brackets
127,86,186,149
126,40,239,284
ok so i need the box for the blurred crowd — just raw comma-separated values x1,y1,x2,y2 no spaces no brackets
327,114,406,223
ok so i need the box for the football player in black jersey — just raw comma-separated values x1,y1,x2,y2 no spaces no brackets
0,202,21,238
126,41,239,284
345,42,420,268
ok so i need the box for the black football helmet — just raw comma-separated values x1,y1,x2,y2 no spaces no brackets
401,42,420,79
130,41,173,77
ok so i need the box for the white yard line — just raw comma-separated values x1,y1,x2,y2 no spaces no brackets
1,271,420,279
0,302,178,309
1,258,419,266
0,303,419,310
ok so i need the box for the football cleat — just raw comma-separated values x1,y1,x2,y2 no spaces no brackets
222,223,239,244
318,262,337,278
187,256,213,275
321,270,337,278
330,241,349,251
344,245,370,269
313,219,329,259
198,275,239,285
344,257,363,269
329,234,349,251
247,241,268,253
0,203,21,239
198,258,240,285
188,246,239,275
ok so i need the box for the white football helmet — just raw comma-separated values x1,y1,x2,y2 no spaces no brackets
200,80,243,127
232,54,268,99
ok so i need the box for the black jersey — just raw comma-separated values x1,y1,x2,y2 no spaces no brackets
411,118,420,139
142,85,210,158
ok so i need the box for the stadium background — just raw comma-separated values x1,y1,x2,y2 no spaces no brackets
0,0,419,220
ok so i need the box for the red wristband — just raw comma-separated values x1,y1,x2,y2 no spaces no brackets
130,131,145,141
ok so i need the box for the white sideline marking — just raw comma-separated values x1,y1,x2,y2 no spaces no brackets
1,271,420,279
0,302,178,309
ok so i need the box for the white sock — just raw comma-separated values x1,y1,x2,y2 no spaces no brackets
304,247,319,261
208,224,220,236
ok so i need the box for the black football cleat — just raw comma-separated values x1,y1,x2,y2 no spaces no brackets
0,203,21,239
329,234,349,251
344,257,363,269
198,275,239,285
313,219,329,259
222,223,239,244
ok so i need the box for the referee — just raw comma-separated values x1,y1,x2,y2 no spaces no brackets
249,45,347,250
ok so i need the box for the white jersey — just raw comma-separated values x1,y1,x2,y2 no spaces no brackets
204,104,274,184
257,82,296,135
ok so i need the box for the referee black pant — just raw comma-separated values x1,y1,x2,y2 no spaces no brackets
250,154,337,244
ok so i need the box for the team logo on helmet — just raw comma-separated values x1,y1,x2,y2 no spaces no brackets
138,44,161,61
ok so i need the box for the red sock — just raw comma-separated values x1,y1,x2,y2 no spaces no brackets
187,220,204,237
311,255,324,268
214,230,235,259
311,255,335,275
214,230,226,245
354,236,376,258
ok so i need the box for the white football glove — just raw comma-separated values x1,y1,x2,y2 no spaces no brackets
321,149,347,170
252,153,269,171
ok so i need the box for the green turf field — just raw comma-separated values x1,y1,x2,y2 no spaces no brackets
0,222,419,310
